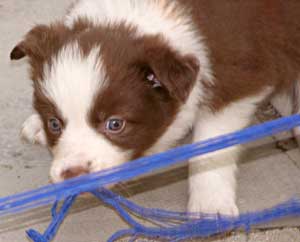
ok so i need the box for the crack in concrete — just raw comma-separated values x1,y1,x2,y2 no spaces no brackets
285,151,300,170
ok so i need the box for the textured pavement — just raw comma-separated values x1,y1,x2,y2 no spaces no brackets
0,1,300,241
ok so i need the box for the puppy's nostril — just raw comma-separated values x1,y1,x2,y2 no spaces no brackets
61,166,89,180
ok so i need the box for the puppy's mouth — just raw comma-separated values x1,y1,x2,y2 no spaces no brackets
49,167,128,198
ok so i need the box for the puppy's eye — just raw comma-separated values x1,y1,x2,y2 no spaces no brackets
48,118,62,134
106,118,126,134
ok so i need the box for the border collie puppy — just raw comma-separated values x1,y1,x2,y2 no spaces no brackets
11,0,300,216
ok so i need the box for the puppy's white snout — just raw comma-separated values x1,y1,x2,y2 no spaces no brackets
50,155,95,183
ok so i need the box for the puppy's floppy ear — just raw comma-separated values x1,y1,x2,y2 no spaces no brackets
10,25,51,61
10,24,71,81
10,19,91,61
143,40,200,102
10,42,27,60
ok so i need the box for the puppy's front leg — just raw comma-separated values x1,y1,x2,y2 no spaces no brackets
188,145,240,216
188,97,261,216
20,114,47,146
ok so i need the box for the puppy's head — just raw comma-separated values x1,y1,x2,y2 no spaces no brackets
11,20,199,182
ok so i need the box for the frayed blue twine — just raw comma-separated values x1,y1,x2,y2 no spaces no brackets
27,188,300,242
27,195,77,242
0,115,300,241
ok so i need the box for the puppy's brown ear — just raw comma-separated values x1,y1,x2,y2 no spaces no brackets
10,43,27,60
10,25,51,61
144,41,200,103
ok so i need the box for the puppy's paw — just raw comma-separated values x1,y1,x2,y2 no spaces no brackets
188,189,239,217
20,114,47,146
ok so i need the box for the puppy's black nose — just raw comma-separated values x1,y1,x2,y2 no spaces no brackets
61,166,89,180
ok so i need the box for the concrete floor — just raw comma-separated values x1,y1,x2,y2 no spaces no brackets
1,1,300,241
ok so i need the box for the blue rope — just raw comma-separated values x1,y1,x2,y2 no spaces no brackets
27,189,300,242
26,195,77,242
0,115,299,241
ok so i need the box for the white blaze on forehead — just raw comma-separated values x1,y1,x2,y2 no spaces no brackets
42,43,105,121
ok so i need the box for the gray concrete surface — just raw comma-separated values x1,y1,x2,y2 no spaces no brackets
1,1,300,241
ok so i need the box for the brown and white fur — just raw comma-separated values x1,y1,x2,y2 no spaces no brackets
11,0,300,216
